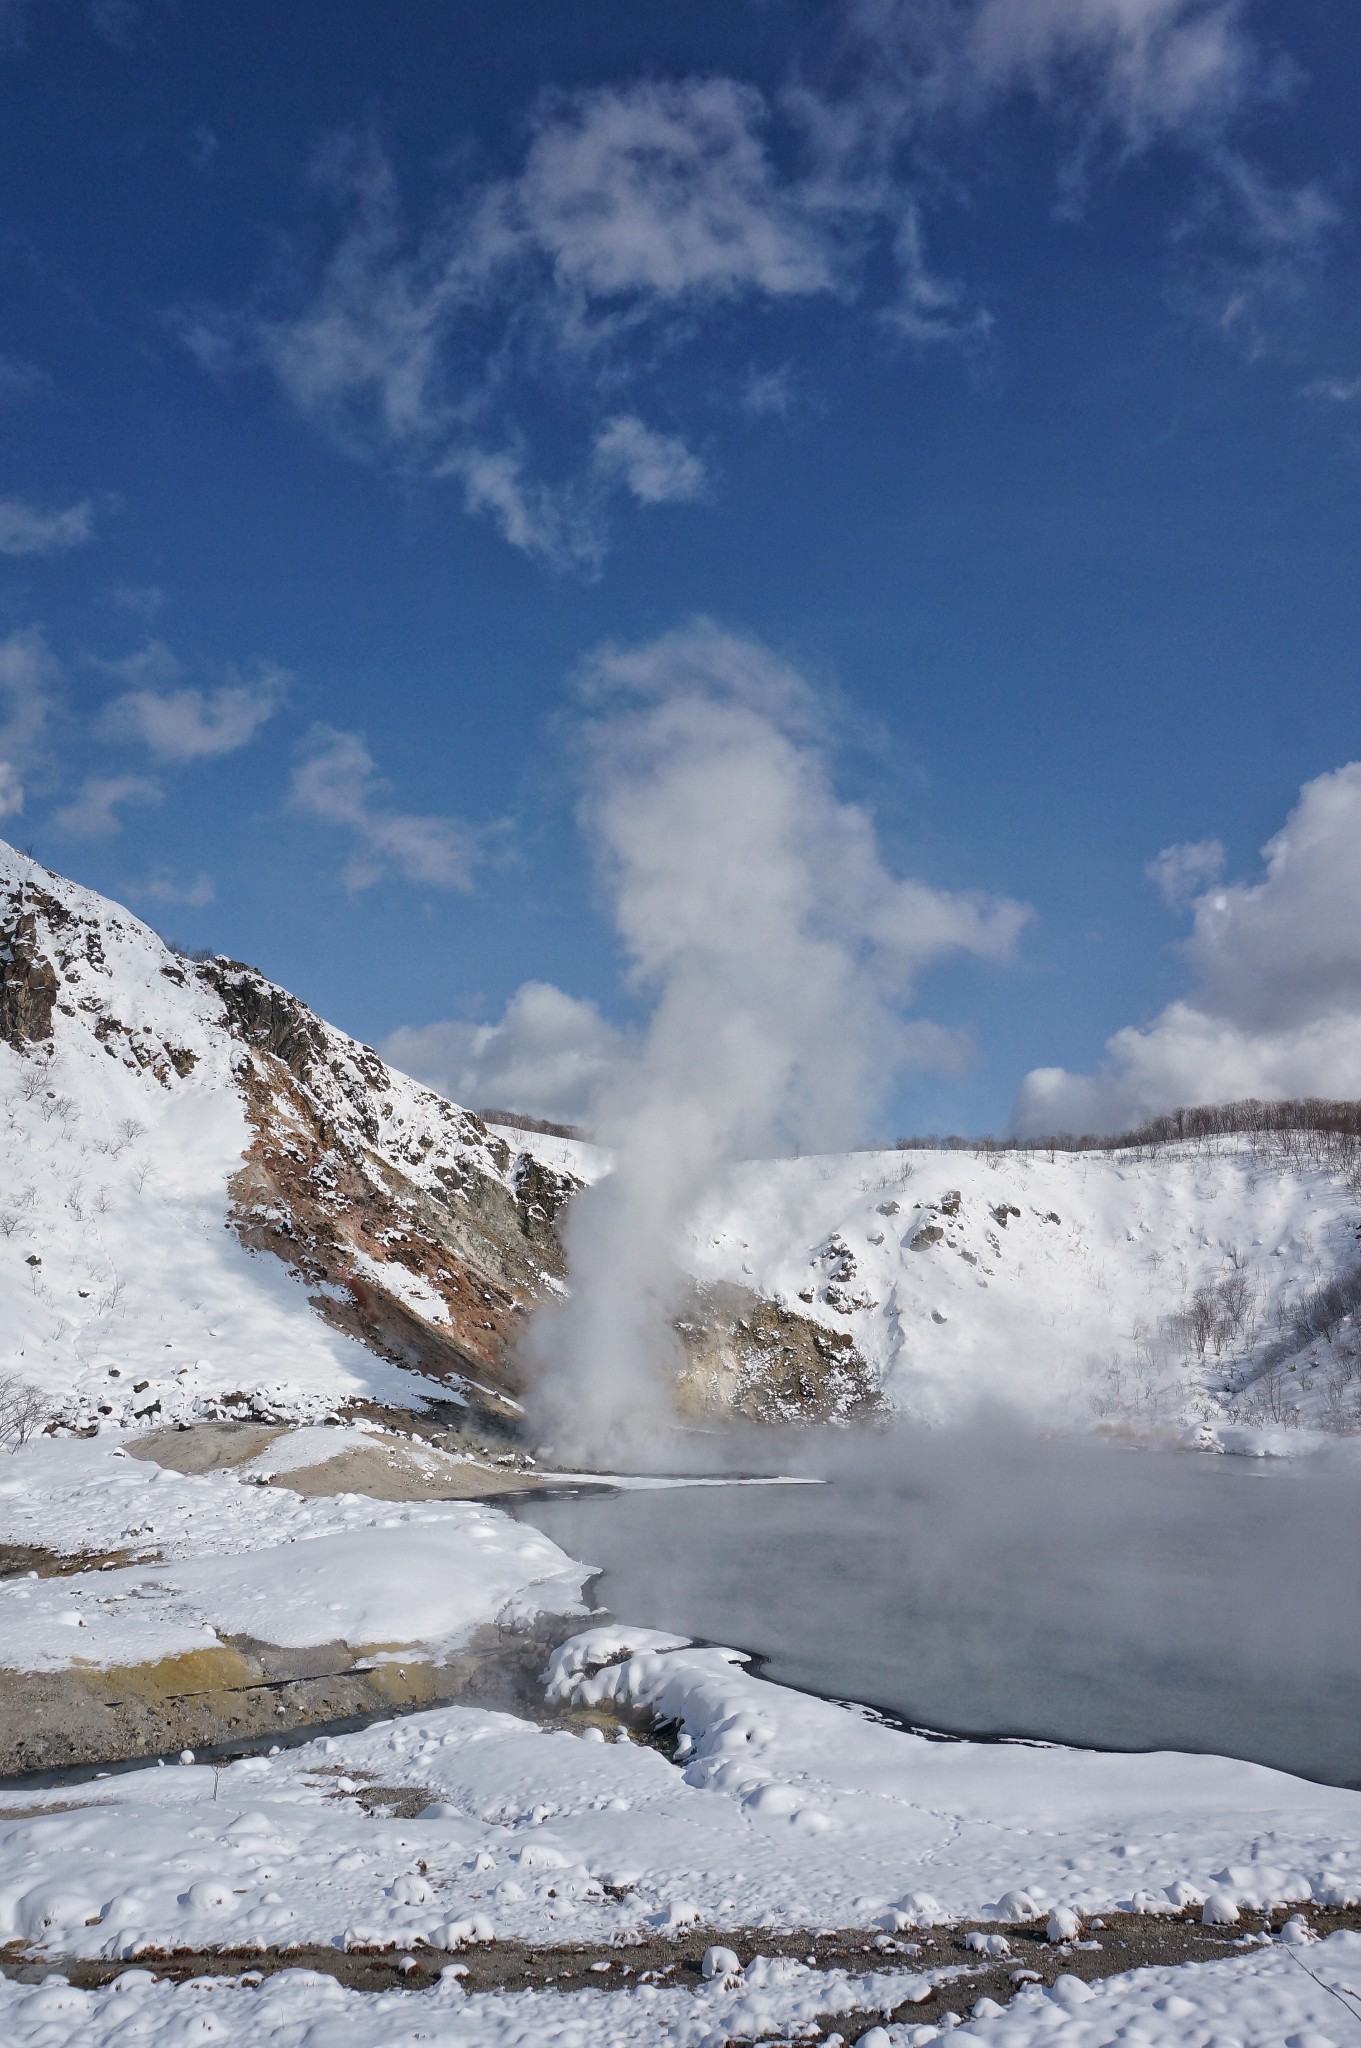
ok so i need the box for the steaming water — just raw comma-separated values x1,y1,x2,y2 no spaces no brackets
517,1434,1361,1789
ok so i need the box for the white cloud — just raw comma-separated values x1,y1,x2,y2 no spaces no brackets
741,365,795,417
111,583,167,620
383,981,625,1126
0,625,60,817
50,774,162,840
0,496,93,557
497,77,837,309
847,0,1330,320
962,0,1266,152
183,84,844,561
102,654,286,761
290,725,479,891
1013,762,1361,1134
1304,374,1361,405
197,85,848,457
592,416,707,505
0,626,57,760
134,871,215,909
1145,835,1224,907
444,447,602,571
191,5,1328,566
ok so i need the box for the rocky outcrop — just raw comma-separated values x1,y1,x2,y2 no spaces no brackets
198,958,584,1427
0,895,59,1048
674,1280,883,1425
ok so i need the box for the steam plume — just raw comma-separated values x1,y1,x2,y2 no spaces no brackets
526,621,1028,1455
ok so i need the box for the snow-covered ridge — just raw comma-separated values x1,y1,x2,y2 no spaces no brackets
691,1140,1361,1440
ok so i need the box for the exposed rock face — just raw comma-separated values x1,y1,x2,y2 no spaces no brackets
199,959,583,1426
674,1280,883,1425
0,875,198,1079
0,892,60,1048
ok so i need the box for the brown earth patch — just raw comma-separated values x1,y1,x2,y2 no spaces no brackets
4,1907,1358,2024
123,1420,572,1499
0,1542,149,1580
256,1441,571,1500
125,1421,284,1475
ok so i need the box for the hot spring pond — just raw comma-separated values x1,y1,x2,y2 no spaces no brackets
516,1433,1361,1789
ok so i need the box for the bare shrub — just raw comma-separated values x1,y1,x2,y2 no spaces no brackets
1321,1357,1361,1434
1234,1363,1301,1430
0,1375,50,1450
1166,1269,1261,1366
1090,1341,1181,1425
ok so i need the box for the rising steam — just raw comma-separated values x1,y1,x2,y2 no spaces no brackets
525,621,1028,1456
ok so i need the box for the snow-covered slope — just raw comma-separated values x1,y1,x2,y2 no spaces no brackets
0,844,593,1432
690,1142,1361,1440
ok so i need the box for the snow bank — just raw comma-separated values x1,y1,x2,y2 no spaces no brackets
0,1436,587,1672
542,1625,1361,1926
4,1601,1355,1962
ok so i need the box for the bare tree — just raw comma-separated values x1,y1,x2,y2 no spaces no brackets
0,1375,50,1450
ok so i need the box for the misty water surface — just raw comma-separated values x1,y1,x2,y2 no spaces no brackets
517,1431,1361,1788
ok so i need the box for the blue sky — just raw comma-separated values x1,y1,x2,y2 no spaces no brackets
4,0,1361,1137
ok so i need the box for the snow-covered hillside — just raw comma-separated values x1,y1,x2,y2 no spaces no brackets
5,839,1359,1449
690,1141,1361,1442
0,843,591,1434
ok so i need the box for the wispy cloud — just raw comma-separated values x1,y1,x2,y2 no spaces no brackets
186,2,1332,563
442,446,602,572
100,647,286,761
50,773,162,840
592,416,707,505
0,625,60,819
134,870,215,909
1145,836,1225,908
110,582,167,621
178,83,857,563
290,725,480,890
741,365,795,418
0,496,94,557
